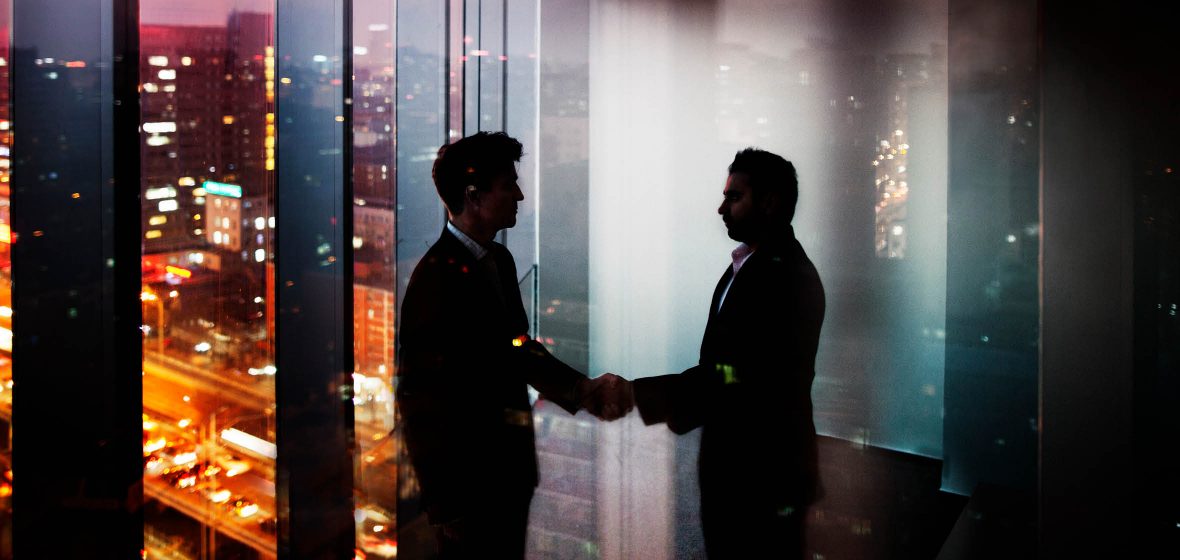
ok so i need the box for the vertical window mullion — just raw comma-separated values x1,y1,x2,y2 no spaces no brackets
274,0,355,557
11,0,143,556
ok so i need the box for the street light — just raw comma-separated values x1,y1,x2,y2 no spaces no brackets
141,288,164,355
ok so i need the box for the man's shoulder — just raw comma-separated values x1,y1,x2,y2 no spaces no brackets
402,240,469,320
487,239,517,264
425,234,464,259
749,242,803,274
407,236,470,282
745,240,823,293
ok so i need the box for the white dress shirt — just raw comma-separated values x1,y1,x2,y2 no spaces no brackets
717,243,754,312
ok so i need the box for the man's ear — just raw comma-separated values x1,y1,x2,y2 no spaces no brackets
465,184,479,206
760,190,782,216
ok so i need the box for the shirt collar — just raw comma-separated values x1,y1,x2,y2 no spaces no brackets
447,221,489,260
731,243,755,275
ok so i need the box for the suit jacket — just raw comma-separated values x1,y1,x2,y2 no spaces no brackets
396,228,585,524
633,226,825,509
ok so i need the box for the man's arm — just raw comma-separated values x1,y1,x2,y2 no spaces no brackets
516,338,632,420
632,256,812,433
632,365,713,434
492,244,632,419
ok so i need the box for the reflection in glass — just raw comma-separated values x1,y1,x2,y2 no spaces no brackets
385,0,975,557
943,0,1039,496
140,3,277,558
0,0,11,554
218,0,1040,557
543,0,1028,558
392,1,449,557
352,0,398,558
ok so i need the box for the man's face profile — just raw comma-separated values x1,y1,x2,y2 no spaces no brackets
719,172,758,243
474,166,524,232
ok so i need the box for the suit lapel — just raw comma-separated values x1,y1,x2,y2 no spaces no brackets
439,229,525,334
702,266,733,357
710,248,770,328
439,229,501,312
493,247,530,334
709,267,732,320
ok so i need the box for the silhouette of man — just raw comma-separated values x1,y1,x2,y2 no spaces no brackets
396,131,630,559
630,148,825,559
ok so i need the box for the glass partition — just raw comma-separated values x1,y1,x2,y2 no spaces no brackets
387,1,957,558
0,0,11,554
391,0,449,556
139,3,278,557
352,0,399,558
482,0,1034,557
126,0,1040,557
11,0,143,555
571,0,956,556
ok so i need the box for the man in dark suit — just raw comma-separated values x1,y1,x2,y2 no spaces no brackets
396,131,629,558
631,148,825,559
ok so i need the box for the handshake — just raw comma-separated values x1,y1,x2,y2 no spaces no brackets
577,373,633,421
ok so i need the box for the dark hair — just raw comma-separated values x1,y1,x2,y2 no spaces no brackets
728,148,799,222
432,131,524,215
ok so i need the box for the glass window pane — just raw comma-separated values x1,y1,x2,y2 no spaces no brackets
389,1,1040,558
944,0,1039,495
352,0,398,557
10,0,142,554
579,1,955,555
391,0,449,557
525,0,1032,558
140,3,277,557
0,0,11,554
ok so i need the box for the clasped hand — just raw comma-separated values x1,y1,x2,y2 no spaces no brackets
578,373,633,421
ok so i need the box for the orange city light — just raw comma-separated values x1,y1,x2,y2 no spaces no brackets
165,265,192,278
